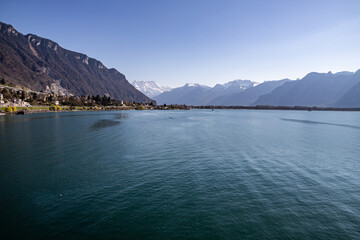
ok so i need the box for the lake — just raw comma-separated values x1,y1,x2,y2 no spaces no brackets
1,110,360,239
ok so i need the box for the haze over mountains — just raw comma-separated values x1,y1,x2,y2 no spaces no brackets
254,71,360,107
0,22,152,103
151,79,291,106
335,74,360,107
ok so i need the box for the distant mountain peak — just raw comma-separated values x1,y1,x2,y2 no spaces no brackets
154,79,257,105
222,79,257,90
182,83,211,88
132,80,172,98
185,83,200,87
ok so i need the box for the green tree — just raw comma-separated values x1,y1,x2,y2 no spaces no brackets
49,105,58,111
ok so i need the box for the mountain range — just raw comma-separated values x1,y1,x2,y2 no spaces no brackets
131,80,172,98
0,22,153,103
154,80,258,105
209,79,291,106
148,70,360,107
254,71,360,107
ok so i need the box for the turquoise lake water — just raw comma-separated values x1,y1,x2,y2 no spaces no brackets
0,110,360,239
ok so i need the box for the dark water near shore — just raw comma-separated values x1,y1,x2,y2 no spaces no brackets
1,110,360,239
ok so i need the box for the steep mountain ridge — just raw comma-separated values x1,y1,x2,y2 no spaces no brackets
0,22,153,102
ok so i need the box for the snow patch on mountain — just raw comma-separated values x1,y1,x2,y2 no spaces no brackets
184,83,210,88
132,81,172,98
221,80,258,90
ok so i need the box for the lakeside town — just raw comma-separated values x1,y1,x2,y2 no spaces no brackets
0,79,190,114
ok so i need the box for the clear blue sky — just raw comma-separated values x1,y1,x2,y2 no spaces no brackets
1,0,360,87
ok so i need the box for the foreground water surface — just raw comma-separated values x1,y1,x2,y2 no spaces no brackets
0,110,359,239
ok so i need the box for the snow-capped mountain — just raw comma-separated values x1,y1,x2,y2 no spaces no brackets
154,80,258,105
131,81,172,98
184,83,209,88
210,80,258,97
219,79,258,90
209,79,291,106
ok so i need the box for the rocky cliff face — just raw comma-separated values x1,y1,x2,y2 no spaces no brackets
0,22,153,103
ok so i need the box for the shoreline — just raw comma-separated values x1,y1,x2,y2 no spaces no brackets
0,107,144,115
2,105,360,115
191,105,360,112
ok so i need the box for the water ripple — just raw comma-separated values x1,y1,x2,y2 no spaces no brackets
91,119,121,130
281,118,360,129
